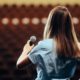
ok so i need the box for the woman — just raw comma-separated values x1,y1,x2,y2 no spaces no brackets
16,6,80,80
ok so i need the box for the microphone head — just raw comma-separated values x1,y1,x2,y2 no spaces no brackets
30,36,37,43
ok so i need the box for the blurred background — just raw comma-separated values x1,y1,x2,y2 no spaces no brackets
0,0,80,80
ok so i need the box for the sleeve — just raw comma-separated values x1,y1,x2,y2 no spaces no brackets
27,41,42,64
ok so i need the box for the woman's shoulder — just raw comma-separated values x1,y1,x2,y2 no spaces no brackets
38,38,56,46
38,38,56,50
40,38,52,42
39,38,55,44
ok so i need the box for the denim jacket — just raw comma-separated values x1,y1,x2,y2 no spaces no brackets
28,39,78,80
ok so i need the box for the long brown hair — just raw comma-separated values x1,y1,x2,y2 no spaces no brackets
43,6,80,57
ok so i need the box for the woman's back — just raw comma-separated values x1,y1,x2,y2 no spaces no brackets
28,39,77,80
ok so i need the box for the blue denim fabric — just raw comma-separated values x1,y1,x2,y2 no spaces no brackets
28,39,77,80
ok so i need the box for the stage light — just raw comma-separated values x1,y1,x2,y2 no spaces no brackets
73,17,79,25
2,18,9,25
41,17,47,24
12,18,19,25
32,17,40,25
22,17,30,25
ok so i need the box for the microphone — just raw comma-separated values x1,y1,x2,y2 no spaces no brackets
29,36,37,46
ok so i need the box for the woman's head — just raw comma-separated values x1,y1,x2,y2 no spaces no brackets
43,6,79,57
44,6,73,39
